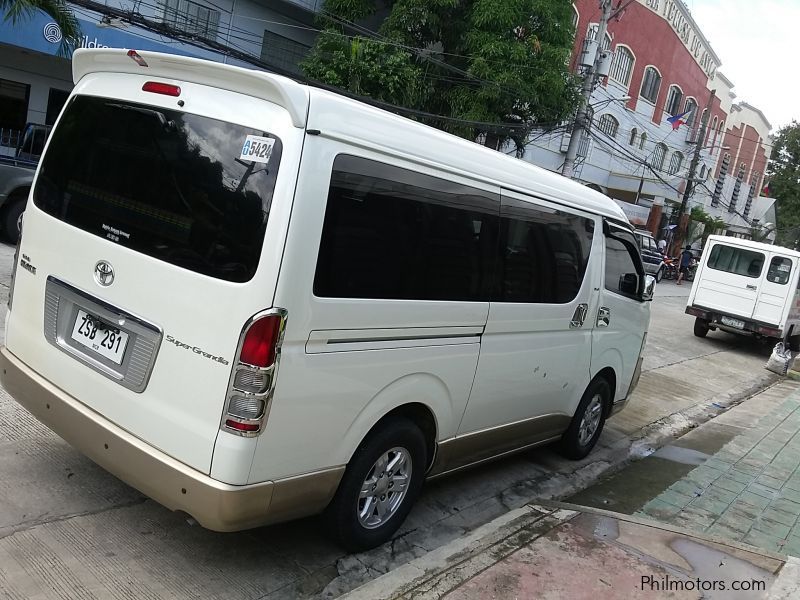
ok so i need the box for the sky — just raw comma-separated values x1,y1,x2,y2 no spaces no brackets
688,0,797,133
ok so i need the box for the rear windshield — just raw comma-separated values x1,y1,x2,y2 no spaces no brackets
707,244,764,278
33,95,282,282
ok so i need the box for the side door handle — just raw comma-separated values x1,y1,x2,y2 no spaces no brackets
597,307,611,328
746,284,757,291
570,303,589,328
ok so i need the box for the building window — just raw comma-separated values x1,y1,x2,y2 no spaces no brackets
709,115,718,148
668,151,684,175
0,78,29,147
597,114,619,138
699,164,707,179
629,127,638,146
683,98,697,128
639,132,647,150
652,143,667,170
46,88,70,126
587,23,612,50
261,30,311,74
640,66,661,103
664,85,683,116
161,0,220,38
609,46,634,87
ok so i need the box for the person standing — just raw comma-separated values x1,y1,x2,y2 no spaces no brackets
657,238,667,254
677,245,693,285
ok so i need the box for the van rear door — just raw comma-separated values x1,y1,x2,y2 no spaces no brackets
6,73,304,478
753,253,795,325
692,241,766,319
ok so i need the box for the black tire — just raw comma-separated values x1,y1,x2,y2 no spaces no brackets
325,417,427,552
694,317,709,338
558,378,610,460
3,195,25,245
655,267,664,283
789,335,800,352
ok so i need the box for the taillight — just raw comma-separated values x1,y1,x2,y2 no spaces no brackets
221,309,287,437
240,315,281,367
142,81,181,97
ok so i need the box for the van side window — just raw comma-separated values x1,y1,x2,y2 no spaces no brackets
498,198,594,303
707,245,764,278
314,155,500,301
605,230,642,299
767,257,792,285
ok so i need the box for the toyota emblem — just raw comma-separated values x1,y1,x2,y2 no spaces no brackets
94,261,115,287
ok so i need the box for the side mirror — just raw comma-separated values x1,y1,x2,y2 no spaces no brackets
618,273,639,296
642,275,656,301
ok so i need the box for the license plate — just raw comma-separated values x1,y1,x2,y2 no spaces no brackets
721,316,745,329
70,309,129,364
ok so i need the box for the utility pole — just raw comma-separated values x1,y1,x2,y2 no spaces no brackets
561,0,613,179
672,89,716,253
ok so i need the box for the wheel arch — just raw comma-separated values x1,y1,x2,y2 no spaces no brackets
591,366,617,417
340,374,449,472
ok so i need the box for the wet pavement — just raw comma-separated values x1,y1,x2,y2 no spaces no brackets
570,381,800,555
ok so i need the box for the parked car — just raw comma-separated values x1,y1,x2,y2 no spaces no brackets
1,48,654,551
0,123,51,243
633,229,665,282
686,235,800,346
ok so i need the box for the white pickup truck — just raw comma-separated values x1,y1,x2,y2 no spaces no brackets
686,235,800,348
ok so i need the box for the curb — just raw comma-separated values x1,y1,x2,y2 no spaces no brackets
342,501,798,600
340,504,578,600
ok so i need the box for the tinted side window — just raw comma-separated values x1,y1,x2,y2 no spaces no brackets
605,230,642,298
314,155,499,301
767,257,792,285
498,197,594,303
707,245,764,278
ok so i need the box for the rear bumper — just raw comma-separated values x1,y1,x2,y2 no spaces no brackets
0,346,343,531
685,305,783,338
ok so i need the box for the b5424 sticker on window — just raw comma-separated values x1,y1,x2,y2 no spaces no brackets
239,135,275,164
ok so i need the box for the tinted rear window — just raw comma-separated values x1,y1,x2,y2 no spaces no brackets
707,244,764,279
33,95,282,282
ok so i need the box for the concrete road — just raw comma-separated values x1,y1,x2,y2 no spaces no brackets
0,245,779,599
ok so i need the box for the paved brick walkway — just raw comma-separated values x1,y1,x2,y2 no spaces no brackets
637,389,800,556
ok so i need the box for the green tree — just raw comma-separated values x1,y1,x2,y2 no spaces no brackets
689,206,726,246
1,0,80,54
302,0,580,153
770,121,800,247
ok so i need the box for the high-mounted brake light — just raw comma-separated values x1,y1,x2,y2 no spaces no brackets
220,309,287,437
142,81,181,97
127,49,149,67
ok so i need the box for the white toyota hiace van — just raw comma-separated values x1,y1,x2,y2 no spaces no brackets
687,235,800,345
1,49,652,550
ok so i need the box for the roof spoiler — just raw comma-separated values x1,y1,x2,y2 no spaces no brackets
71,48,309,128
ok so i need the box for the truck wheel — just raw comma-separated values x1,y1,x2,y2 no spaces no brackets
3,196,25,244
558,377,610,460
789,335,800,352
694,318,710,338
655,267,664,283
325,417,426,552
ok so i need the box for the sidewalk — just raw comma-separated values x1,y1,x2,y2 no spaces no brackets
342,382,800,599
342,503,799,599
